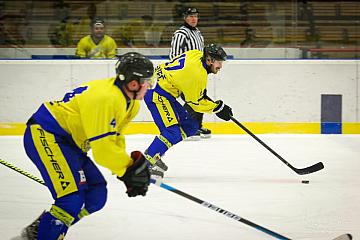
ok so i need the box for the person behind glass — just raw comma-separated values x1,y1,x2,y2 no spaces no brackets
16,53,153,240
169,7,211,140
75,18,117,59
144,44,233,178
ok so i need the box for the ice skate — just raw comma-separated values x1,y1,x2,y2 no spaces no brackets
12,211,45,240
199,127,211,139
149,158,168,178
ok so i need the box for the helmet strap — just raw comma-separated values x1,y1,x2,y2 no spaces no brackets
203,56,214,74
124,80,142,100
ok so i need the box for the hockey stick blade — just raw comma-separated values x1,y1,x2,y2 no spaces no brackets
332,233,353,240
230,116,325,175
293,161,324,175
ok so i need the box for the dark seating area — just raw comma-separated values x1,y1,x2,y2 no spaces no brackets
0,1,359,57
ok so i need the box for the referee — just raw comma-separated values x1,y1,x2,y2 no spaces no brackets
169,7,211,140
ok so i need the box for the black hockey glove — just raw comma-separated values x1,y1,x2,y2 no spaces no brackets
214,100,233,121
118,151,150,197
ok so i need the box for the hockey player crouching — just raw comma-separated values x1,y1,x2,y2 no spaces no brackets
17,53,153,240
144,44,233,177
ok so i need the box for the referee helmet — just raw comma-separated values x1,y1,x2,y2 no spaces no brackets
183,7,199,16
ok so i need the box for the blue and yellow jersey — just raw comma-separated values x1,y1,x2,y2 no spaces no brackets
31,78,138,177
155,49,218,113
75,35,117,59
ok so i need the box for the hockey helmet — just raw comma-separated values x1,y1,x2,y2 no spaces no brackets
203,43,227,61
115,52,154,85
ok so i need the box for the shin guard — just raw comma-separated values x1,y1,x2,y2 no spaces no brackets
37,205,74,240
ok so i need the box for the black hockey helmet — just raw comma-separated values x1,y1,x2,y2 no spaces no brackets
203,43,227,61
183,7,199,16
115,52,154,85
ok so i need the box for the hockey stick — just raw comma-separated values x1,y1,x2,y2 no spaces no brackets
151,178,352,240
0,158,352,240
150,178,290,239
0,158,45,186
230,116,324,175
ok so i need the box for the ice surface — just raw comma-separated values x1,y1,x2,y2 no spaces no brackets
0,134,359,240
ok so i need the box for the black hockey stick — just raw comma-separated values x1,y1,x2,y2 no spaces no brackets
151,178,352,240
230,116,324,175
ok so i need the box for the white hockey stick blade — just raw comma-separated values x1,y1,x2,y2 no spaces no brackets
332,234,352,240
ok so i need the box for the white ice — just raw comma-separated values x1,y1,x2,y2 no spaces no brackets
0,134,359,240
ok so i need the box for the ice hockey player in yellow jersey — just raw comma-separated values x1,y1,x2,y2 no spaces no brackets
18,52,153,240
144,44,233,177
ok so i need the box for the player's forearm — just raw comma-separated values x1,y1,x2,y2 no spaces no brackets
91,141,133,176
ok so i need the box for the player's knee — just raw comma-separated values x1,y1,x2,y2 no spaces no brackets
55,191,85,219
84,183,108,213
168,133,183,144
162,126,183,144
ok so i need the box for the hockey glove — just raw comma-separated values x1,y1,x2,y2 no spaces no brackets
214,100,233,121
118,151,150,197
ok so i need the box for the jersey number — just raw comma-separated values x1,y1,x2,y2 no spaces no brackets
164,53,186,71
62,86,88,103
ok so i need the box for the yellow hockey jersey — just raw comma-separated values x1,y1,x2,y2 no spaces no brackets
42,78,138,176
156,50,218,113
75,35,117,59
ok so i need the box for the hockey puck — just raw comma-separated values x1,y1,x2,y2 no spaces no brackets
301,180,309,184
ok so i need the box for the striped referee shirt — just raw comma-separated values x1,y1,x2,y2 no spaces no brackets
169,23,204,60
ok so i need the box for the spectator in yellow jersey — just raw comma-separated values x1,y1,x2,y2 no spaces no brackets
75,18,117,59
16,53,153,240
